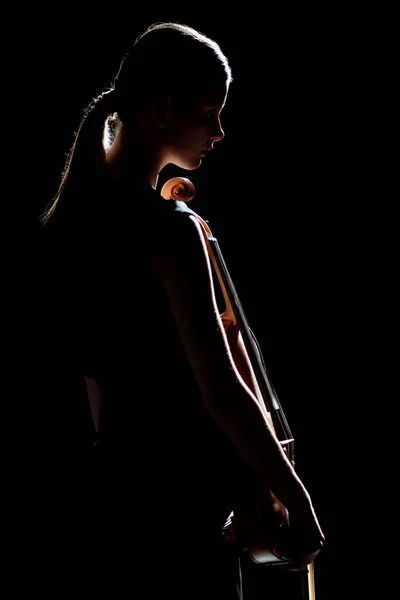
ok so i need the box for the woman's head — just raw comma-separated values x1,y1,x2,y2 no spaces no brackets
41,22,232,223
108,22,232,172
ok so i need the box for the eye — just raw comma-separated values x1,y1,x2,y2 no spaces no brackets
203,107,223,124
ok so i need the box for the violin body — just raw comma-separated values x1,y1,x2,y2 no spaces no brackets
222,472,290,565
161,179,316,598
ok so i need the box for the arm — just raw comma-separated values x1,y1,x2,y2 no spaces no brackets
153,214,308,512
154,213,324,567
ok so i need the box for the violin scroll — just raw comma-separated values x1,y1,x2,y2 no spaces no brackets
161,177,196,202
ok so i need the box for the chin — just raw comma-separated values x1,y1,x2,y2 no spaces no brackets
173,161,201,171
188,157,203,170
170,152,203,170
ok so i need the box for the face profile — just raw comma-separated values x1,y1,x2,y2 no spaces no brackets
161,83,228,171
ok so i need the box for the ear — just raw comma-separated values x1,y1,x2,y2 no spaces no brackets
152,94,172,128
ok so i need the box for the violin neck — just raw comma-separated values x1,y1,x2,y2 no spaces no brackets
182,202,295,459
207,236,295,459
209,237,279,412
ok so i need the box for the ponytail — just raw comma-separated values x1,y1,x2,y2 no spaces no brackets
40,89,116,225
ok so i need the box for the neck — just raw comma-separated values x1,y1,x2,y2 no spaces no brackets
106,125,162,190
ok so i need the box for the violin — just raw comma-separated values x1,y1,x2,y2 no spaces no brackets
161,177,316,600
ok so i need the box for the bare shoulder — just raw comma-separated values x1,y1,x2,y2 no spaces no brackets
152,203,209,280
151,202,236,396
151,200,221,335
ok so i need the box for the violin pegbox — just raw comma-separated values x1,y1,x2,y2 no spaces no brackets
161,177,196,202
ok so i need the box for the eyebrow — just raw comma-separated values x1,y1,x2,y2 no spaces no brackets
204,102,226,111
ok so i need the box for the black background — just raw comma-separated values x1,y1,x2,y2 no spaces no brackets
9,5,341,599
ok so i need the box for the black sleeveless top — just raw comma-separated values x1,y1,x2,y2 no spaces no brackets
46,172,242,559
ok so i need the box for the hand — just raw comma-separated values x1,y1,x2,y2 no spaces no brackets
277,498,325,571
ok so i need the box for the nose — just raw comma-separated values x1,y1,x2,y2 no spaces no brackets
211,116,225,143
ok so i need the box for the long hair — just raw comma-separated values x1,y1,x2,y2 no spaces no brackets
40,22,232,226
